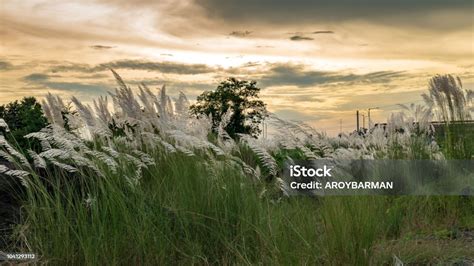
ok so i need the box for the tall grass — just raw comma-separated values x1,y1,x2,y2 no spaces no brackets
20,150,265,264
319,196,385,265
10,144,326,264
1,72,473,264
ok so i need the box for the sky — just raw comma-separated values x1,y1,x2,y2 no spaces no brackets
1,0,473,134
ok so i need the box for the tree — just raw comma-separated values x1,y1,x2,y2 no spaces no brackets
190,78,267,138
0,97,48,152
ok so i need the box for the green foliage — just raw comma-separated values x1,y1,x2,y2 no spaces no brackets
272,148,306,168
436,123,474,159
0,97,48,152
319,196,385,265
190,78,267,138
0,97,48,250
60,102,77,132
107,118,137,137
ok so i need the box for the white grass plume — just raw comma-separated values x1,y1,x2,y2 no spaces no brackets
0,119,10,132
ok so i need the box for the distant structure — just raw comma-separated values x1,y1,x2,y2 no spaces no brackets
372,120,474,137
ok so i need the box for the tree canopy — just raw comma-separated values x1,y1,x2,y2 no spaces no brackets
190,78,267,138
0,97,48,152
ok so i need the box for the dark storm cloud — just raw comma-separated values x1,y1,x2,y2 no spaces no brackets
90,45,115,50
49,59,217,75
259,63,407,88
290,35,314,41
195,0,472,29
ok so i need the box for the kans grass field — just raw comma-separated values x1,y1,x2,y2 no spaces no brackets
1,73,473,265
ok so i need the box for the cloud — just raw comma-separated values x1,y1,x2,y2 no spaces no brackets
120,78,213,98
312,30,334,34
242,61,261,68
290,35,313,41
50,59,217,75
229,30,252,37
273,109,328,121
74,73,109,79
22,73,51,82
259,63,407,88
22,72,109,95
195,0,472,30
41,81,109,95
288,30,334,35
90,45,114,50
0,60,14,71
336,90,426,111
48,63,100,73
99,60,216,74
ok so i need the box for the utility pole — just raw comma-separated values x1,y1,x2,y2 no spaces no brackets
368,107,379,129
356,110,360,132
362,114,366,129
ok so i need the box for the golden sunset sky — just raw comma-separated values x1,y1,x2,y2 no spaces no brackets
1,0,473,134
